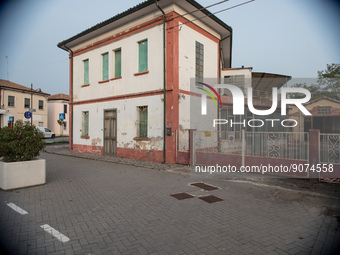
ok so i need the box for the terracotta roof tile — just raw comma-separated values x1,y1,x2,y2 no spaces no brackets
48,93,70,101
0,79,50,96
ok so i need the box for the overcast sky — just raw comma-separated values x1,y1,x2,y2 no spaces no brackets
0,0,339,95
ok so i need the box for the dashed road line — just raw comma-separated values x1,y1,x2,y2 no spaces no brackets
41,224,70,243
7,203,28,215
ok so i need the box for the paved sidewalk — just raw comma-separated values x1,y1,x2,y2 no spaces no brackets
44,144,188,171
0,150,339,254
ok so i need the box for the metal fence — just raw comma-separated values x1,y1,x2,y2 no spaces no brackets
320,134,340,164
192,131,309,161
245,132,309,160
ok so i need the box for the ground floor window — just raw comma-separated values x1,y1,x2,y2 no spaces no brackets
38,122,43,127
82,111,89,137
138,106,148,138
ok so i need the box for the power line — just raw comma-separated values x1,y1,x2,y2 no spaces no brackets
167,0,230,22
166,0,255,30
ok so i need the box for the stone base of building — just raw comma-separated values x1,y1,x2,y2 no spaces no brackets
71,144,163,163
73,144,104,155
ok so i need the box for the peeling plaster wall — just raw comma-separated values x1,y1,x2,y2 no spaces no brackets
178,22,219,132
73,94,164,153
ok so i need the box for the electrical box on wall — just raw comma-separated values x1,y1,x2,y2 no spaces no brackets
166,126,172,136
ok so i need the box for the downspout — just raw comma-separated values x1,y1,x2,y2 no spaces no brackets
63,44,74,151
217,35,231,152
156,0,167,164
0,87,1,109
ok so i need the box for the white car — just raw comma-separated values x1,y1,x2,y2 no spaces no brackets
37,127,55,138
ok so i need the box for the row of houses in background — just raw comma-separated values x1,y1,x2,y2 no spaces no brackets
0,79,70,136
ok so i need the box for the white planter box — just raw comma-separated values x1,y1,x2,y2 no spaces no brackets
0,159,46,190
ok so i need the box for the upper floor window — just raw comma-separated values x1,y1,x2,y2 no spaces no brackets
195,41,204,83
318,106,331,115
8,96,14,107
102,52,109,81
24,98,30,108
138,40,148,73
114,49,122,78
39,100,44,110
64,104,67,114
83,59,89,85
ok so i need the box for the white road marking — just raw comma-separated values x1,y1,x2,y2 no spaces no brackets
40,224,70,243
7,203,28,215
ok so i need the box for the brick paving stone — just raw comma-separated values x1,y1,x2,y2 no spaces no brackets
0,152,339,254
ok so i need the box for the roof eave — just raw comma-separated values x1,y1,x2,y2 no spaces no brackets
57,0,232,50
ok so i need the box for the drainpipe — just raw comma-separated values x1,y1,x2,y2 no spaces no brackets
0,86,1,128
63,44,74,151
156,0,167,164
217,35,231,151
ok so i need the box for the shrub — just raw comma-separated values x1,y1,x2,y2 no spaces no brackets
0,121,45,162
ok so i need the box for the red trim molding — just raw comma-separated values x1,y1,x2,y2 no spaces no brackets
110,77,122,81
134,71,149,76
81,84,90,88
73,89,166,105
98,80,110,84
117,147,163,163
72,15,172,56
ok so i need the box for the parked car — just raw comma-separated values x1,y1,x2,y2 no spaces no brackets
37,127,55,138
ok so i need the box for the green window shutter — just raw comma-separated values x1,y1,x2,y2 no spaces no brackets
102,53,109,80
84,59,89,84
138,40,148,73
115,50,121,78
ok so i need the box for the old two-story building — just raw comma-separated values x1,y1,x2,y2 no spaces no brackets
48,94,70,136
0,79,49,128
58,0,233,163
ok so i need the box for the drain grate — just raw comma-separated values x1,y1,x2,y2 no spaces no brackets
199,195,223,203
170,193,194,200
190,182,218,191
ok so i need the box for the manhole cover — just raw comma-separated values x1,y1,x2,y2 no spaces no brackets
170,193,194,200
199,195,223,203
190,182,219,191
